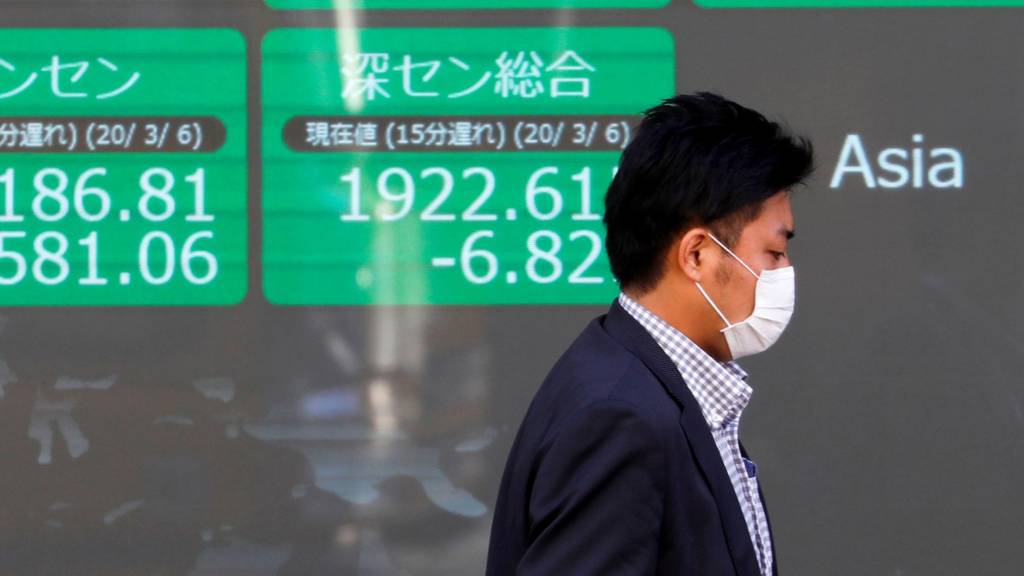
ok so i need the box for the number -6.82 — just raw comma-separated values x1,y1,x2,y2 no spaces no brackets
459,229,606,285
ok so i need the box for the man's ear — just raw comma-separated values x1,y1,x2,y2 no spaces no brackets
675,228,711,283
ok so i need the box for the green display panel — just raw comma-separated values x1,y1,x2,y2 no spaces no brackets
263,27,674,305
695,0,1024,6
0,29,246,306
267,0,669,9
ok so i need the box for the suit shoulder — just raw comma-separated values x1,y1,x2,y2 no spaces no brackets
522,316,679,443
539,315,638,402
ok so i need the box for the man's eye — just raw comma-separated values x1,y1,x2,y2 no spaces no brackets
771,251,786,260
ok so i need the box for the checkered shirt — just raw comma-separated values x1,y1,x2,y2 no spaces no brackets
618,292,774,576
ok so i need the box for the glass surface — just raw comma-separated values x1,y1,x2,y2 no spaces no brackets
0,2,1022,575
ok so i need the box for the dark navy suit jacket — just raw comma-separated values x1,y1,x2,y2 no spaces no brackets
486,298,778,575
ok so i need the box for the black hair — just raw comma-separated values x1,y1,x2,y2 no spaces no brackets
603,91,814,294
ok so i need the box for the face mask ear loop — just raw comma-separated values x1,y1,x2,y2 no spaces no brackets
707,233,760,279
695,281,733,329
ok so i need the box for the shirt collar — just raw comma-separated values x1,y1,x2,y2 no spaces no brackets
617,292,752,429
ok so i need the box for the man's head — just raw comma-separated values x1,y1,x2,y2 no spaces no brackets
604,92,814,361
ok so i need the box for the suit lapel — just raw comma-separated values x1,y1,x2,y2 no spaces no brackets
603,298,761,576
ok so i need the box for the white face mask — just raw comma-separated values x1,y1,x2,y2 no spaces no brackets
694,233,795,360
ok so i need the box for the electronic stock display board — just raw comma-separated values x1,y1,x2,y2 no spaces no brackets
263,27,673,304
0,30,245,305
1,2,1022,576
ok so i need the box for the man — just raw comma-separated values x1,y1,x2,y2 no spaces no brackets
486,92,814,575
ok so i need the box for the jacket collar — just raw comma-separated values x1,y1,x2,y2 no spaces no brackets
616,292,753,430
601,297,762,576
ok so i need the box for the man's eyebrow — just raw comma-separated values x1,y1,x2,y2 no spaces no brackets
779,228,794,240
